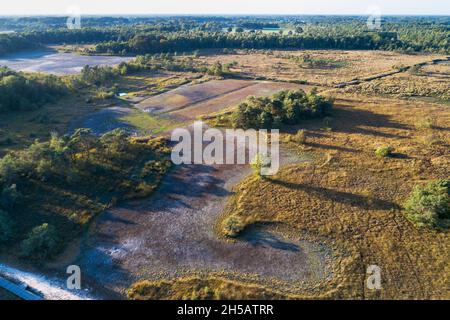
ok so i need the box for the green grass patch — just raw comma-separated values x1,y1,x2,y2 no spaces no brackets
119,110,182,134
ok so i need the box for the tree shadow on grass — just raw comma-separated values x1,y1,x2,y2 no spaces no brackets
239,226,300,252
268,178,399,211
329,106,411,139
306,141,358,153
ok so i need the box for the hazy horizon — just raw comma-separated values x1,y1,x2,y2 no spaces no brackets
0,0,449,16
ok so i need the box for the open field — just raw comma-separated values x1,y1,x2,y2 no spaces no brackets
1,45,449,300
215,93,450,299
72,90,450,299
343,61,450,102
196,50,447,86
135,79,254,113
0,70,199,154
0,95,97,156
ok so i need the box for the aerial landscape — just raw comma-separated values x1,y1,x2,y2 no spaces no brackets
0,0,449,304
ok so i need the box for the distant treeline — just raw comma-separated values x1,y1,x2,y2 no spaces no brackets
0,16,449,56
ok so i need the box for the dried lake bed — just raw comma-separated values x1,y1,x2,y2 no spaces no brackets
0,50,132,75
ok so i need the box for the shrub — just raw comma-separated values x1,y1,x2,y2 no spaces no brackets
404,180,449,228
20,223,60,260
222,216,245,237
375,146,394,158
322,117,333,130
0,209,15,244
250,153,271,177
290,129,307,144
415,117,436,130
421,134,441,146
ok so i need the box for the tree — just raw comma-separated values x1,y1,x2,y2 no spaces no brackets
0,184,22,211
20,223,60,260
0,210,15,244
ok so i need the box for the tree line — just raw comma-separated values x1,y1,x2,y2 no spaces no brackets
1,16,449,57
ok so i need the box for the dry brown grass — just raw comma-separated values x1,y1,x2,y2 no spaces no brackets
196,50,446,86
343,64,450,101
215,93,450,299
127,276,326,300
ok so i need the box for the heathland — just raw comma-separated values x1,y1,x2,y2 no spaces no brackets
0,15,448,300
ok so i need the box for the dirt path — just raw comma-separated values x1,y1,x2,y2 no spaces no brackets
76,147,333,297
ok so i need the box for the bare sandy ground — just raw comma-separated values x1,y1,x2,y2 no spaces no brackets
67,106,135,136
76,143,333,296
135,79,254,113
0,50,132,75
171,82,314,121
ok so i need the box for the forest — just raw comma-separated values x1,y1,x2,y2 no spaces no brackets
1,16,449,57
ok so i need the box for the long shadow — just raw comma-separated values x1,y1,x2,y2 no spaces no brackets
240,228,300,252
75,245,133,297
307,142,358,153
330,106,411,139
134,164,233,212
100,211,137,225
269,178,399,211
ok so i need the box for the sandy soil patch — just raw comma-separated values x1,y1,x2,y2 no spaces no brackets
135,79,254,113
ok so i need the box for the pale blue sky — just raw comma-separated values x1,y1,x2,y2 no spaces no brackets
1,0,449,16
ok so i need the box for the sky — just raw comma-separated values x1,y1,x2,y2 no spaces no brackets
0,0,449,16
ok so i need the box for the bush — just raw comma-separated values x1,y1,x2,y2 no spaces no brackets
250,153,271,177
375,146,394,158
0,209,15,244
322,117,333,130
404,180,449,228
415,117,436,130
20,223,60,260
222,216,245,237
290,129,307,144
